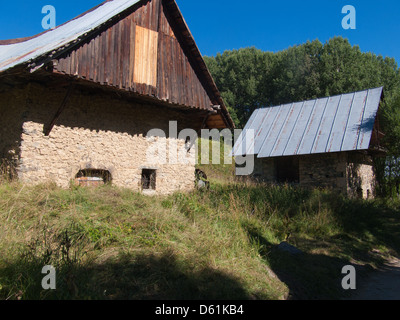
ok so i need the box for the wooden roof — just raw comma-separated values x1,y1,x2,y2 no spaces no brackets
0,0,234,129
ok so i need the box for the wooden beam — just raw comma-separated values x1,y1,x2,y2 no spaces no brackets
44,83,74,136
201,112,212,130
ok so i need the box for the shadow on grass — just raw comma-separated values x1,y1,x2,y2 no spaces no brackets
324,196,400,258
205,183,400,299
0,251,250,300
245,226,376,300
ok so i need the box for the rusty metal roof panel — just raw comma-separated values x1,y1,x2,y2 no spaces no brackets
243,108,271,155
253,105,281,155
231,109,259,157
0,0,141,73
257,102,293,158
357,87,383,150
270,101,304,157
283,99,317,156
325,93,354,153
341,90,369,151
233,87,383,158
311,94,341,154
296,97,329,155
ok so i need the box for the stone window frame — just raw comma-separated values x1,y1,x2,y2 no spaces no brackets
75,169,112,187
141,168,157,191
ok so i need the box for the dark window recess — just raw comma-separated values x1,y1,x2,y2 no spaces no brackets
142,169,156,190
75,169,112,187
276,157,300,184
185,137,194,152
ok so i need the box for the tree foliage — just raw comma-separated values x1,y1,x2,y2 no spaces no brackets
205,36,400,128
204,36,400,194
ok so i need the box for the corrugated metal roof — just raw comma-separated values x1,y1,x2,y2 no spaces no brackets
233,87,383,158
0,0,141,73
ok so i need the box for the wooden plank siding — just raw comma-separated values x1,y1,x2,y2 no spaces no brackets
53,0,213,112
206,115,228,129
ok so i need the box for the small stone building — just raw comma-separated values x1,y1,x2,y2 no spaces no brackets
233,87,385,199
0,0,234,194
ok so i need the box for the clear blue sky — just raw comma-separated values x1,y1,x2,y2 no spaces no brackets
0,0,399,64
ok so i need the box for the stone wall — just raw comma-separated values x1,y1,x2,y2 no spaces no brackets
1,83,201,195
0,86,27,163
253,152,376,198
299,153,348,193
347,153,376,199
253,158,275,182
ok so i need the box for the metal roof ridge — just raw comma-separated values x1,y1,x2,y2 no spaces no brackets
324,94,344,153
282,101,306,156
295,98,318,156
339,92,357,152
265,102,295,158
246,107,272,155
309,97,330,155
254,105,280,155
256,104,284,158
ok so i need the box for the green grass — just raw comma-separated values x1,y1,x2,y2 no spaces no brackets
0,181,287,300
1,151,400,300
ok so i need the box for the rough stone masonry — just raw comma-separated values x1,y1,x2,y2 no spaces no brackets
0,82,199,195
253,152,376,199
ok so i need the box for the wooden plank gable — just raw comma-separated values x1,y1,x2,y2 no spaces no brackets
53,0,214,112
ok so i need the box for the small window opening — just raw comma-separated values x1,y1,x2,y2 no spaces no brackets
75,169,112,187
276,157,300,184
142,169,156,190
357,187,363,198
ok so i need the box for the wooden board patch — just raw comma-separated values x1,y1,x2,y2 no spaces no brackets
134,25,158,87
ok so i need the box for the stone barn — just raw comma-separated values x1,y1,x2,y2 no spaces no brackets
233,87,385,199
0,0,234,194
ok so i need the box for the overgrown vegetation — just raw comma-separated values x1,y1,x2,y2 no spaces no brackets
0,159,17,183
1,160,400,300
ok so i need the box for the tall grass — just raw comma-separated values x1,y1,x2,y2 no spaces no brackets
1,141,400,300
1,177,400,300
0,182,288,300
0,159,17,183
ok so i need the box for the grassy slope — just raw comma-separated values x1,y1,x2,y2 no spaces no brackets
198,162,400,299
1,145,400,300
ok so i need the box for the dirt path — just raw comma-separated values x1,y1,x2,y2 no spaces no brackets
350,257,400,300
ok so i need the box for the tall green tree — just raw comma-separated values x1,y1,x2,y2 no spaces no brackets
271,40,323,104
204,47,276,128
